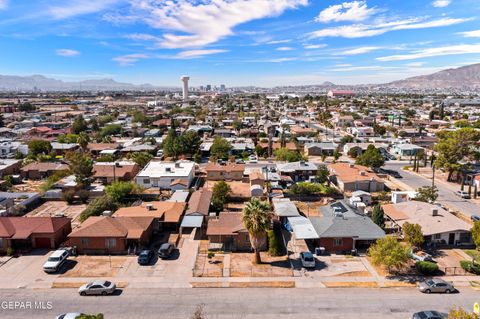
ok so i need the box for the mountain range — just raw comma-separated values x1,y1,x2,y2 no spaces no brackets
1,63,479,92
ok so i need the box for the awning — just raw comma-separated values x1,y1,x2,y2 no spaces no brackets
180,215,204,228
287,216,319,239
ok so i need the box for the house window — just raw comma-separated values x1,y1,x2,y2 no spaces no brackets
334,238,343,246
434,234,442,240
105,238,116,249
81,238,90,246
143,178,150,184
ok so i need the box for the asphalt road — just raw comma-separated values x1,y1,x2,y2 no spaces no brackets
385,162,480,217
0,287,479,319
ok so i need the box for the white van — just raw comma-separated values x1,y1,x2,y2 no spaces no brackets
43,249,69,273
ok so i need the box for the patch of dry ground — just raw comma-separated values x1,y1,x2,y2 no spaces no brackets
323,282,378,288
61,256,127,278
230,252,293,277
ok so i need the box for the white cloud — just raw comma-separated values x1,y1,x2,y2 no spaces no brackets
432,0,451,8
461,30,480,38
339,46,382,55
304,44,328,49
309,17,470,39
266,39,291,44
175,49,227,59
329,65,399,72
125,33,161,42
48,0,119,19
316,1,377,23
276,46,294,51
377,43,480,61
56,49,80,57
128,0,308,49
0,0,8,10
405,62,426,67
112,53,149,66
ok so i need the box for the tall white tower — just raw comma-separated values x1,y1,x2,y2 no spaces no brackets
181,76,190,100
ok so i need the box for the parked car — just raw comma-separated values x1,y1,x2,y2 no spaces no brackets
417,279,455,294
300,252,316,268
235,159,245,164
78,280,116,296
43,249,69,273
55,313,82,319
248,155,257,161
137,249,154,265
411,251,436,263
455,190,471,199
412,311,447,319
471,215,480,222
158,243,175,259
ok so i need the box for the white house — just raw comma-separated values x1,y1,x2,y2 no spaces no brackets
135,160,195,190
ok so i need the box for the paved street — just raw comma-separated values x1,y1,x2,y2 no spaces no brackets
385,162,480,217
0,287,479,319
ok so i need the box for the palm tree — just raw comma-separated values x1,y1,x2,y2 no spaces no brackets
242,198,272,264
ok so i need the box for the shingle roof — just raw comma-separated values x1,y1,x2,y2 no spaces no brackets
186,188,212,216
207,212,245,236
0,217,71,239
68,216,153,239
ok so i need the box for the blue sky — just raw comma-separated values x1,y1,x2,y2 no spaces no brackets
0,0,480,87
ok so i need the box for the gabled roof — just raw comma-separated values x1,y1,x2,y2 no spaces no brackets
0,217,71,239
68,216,153,239
186,188,212,216
114,201,185,223
207,212,246,236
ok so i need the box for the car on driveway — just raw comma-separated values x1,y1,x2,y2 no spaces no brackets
300,252,316,268
455,190,471,199
43,249,69,273
78,280,116,296
158,243,175,259
55,313,82,319
137,249,154,265
417,278,455,294
412,310,447,319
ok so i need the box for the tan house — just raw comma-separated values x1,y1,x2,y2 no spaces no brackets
114,201,186,230
207,212,254,251
205,163,245,181
20,162,69,180
328,163,384,193
93,161,140,184
249,170,265,187
68,216,154,254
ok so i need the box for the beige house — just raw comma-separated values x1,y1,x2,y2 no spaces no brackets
205,163,245,181
328,163,384,193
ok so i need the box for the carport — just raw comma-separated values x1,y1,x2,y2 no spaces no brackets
287,216,319,240
180,215,204,236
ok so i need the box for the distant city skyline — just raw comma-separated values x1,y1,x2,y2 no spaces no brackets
0,0,479,86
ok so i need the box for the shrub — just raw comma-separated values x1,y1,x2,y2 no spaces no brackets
62,190,76,204
207,252,215,259
80,195,118,222
415,261,439,275
77,189,90,204
6,247,14,257
267,229,284,256
460,260,480,275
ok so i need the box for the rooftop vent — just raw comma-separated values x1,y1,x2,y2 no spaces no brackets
432,208,439,216
146,204,154,211
349,163,355,168
360,171,366,176
102,210,113,217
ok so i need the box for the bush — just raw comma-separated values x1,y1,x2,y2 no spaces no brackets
6,247,14,257
267,229,284,256
415,261,439,275
207,252,215,259
80,195,118,222
62,190,76,204
460,260,480,275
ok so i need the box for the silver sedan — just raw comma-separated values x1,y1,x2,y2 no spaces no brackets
417,279,455,294
78,280,116,296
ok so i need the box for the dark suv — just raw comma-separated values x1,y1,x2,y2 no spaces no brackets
137,249,154,265
158,243,175,259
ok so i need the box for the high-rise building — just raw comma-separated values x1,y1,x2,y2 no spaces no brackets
220,84,226,91
206,84,212,91
180,76,190,100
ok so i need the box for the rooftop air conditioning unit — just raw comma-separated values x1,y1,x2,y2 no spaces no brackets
102,210,113,217
146,204,154,211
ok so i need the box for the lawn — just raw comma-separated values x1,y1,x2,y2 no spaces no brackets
464,250,480,263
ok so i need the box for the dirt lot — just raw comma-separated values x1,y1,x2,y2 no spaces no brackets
230,252,293,277
13,180,44,193
433,249,464,268
28,201,87,225
61,256,127,278
294,200,328,217
193,253,225,277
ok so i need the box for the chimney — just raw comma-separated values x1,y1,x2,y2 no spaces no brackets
360,171,366,176
102,210,112,217
432,208,438,216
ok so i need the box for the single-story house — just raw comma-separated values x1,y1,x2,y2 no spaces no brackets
181,188,213,230
304,142,338,156
328,163,384,193
93,161,140,184
205,163,245,181
207,212,253,251
392,143,424,159
276,161,318,182
21,162,69,180
135,160,195,190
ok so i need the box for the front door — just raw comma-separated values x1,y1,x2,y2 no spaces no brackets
448,233,455,245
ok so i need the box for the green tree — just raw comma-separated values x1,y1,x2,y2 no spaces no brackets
368,236,410,273
448,307,478,319
179,131,201,157
414,186,438,203
130,151,154,168
100,124,122,137
211,181,231,212
274,148,303,162
373,124,387,136
66,151,93,187
242,198,272,264
211,136,232,159
435,128,480,181
472,222,480,250
355,144,385,169
77,132,90,151
105,181,135,203
372,204,385,228
77,315,104,319
80,195,118,222
402,222,424,248
90,118,99,131
72,115,88,134
316,165,329,184
163,129,179,159
28,140,52,158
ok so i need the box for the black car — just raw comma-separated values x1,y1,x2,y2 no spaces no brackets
471,215,480,222
412,311,447,319
158,243,175,259
137,249,154,265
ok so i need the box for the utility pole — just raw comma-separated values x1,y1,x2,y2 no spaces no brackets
432,164,435,188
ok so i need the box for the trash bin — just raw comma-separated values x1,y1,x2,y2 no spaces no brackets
315,247,325,256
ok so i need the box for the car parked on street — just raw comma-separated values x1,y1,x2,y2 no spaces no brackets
78,280,116,296
43,249,69,273
455,190,471,199
158,243,175,259
471,215,480,222
412,310,447,319
300,251,316,268
55,313,82,319
137,249,154,265
417,279,455,294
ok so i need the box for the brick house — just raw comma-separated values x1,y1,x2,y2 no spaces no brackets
207,212,254,251
68,216,154,254
93,161,140,184
328,163,384,193
205,163,245,181
20,162,69,180
0,217,71,253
